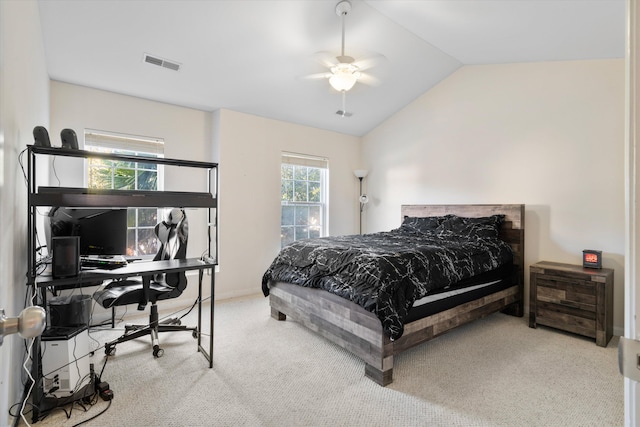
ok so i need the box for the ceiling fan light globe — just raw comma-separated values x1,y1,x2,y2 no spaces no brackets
329,63,360,91
329,74,356,91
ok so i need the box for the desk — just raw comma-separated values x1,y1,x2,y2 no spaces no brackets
31,258,215,422
36,258,215,363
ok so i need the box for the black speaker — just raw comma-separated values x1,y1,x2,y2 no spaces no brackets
33,126,51,147
52,236,80,278
60,128,78,149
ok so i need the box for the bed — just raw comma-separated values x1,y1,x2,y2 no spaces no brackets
262,204,525,386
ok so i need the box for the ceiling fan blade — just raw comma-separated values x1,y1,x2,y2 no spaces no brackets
352,53,388,72
312,51,338,69
302,72,332,81
358,72,381,87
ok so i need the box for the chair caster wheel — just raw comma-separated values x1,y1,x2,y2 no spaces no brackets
153,346,164,358
192,330,198,339
105,345,116,356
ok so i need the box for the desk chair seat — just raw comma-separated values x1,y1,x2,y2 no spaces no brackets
93,280,180,308
93,208,197,358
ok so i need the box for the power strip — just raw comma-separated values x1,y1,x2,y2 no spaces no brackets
96,380,113,400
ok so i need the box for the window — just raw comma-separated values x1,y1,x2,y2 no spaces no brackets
84,129,164,256
281,153,328,247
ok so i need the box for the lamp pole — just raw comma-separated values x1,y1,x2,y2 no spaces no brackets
358,176,364,234
353,169,368,235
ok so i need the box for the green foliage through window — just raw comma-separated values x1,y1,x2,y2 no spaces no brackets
86,145,163,256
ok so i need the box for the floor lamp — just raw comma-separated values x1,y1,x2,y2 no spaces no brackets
354,169,369,234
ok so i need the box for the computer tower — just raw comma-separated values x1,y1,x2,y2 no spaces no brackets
41,327,90,398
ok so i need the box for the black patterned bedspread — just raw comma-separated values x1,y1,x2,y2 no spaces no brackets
262,216,513,340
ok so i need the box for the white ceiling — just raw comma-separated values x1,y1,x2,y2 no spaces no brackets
37,0,625,137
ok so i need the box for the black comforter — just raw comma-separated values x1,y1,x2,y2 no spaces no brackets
262,215,513,340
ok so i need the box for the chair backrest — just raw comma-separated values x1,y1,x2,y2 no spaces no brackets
153,208,188,296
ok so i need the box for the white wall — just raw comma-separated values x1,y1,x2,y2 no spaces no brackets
0,1,50,425
48,87,362,304
363,59,626,332
214,109,361,299
49,81,213,319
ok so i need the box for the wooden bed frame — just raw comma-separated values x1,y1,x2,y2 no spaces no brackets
268,204,525,386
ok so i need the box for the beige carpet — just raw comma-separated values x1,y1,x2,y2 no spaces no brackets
20,294,623,426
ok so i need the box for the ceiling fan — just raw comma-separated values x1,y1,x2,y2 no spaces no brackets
328,0,362,93
307,0,383,117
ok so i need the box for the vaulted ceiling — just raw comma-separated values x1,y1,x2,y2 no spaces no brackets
38,0,625,137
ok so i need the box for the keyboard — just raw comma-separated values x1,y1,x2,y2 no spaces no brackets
80,255,128,269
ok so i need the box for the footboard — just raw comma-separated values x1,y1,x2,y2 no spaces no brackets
270,281,521,386
269,281,390,381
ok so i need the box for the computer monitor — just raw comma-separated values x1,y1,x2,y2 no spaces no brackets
47,207,128,256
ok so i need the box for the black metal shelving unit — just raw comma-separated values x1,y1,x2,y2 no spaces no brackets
25,144,218,422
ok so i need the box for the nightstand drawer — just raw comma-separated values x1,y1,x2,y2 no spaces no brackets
536,276,596,312
536,302,596,338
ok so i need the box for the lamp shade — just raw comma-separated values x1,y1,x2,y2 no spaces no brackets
354,169,368,178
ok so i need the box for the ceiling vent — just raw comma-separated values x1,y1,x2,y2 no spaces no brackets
143,53,181,71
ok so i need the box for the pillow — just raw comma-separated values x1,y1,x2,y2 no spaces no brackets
400,216,446,234
436,214,504,239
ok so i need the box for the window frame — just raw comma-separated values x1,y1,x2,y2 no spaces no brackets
280,153,329,247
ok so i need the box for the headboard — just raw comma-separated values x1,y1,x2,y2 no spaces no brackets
401,204,525,287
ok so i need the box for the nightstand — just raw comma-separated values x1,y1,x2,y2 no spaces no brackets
529,261,613,347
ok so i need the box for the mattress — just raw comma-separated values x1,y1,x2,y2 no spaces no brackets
405,263,514,323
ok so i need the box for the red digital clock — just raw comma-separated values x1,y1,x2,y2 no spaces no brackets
582,250,602,269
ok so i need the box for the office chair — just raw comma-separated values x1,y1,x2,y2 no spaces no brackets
93,208,197,358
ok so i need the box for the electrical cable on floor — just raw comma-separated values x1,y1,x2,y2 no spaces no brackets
71,399,112,427
8,401,38,422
